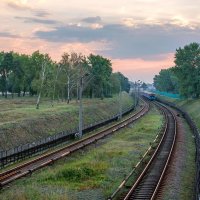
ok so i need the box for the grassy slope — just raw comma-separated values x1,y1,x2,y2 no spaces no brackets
179,122,195,200
158,95,200,130
0,105,163,200
177,99,200,129
0,93,133,150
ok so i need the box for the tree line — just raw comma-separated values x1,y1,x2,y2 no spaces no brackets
0,51,130,108
154,42,200,98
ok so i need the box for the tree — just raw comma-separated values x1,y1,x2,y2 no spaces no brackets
8,53,27,98
17,54,32,97
51,63,62,106
172,42,200,98
118,72,130,93
0,52,5,96
141,82,148,90
0,52,14,98
153,69,178,93
0,50,131,104
30,51,54,109
59,52,83,103
87,54,112,99
110,73,121,94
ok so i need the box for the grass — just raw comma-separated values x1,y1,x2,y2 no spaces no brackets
157,95,196,199
157,95,200,130
0,95,131,124
178,99,200,129
179,122,196,200
0,104,163,200
0,106,141,173
0,93,134,150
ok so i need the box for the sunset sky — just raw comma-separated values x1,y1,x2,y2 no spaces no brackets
1,0,200,82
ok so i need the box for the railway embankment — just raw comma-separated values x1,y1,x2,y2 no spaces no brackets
158,96,200,130
0,93,133,151
0,103,163,200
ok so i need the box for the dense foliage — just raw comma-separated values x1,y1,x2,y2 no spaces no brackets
173,43,200,98
154,42,200,98
0,51,130,106
153,69,178,93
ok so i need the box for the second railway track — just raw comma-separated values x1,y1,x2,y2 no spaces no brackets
119,101,177,200
0,98,149,189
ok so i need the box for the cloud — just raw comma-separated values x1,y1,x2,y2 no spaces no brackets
112,53,174,83
6,0,33,11
6,0,50,18
0,31,20,38
0,36,105,62
15,16,59,25
0,33,174,82
34,10,50,17
35,23,200,59
81,16,102,23
122,18,137,27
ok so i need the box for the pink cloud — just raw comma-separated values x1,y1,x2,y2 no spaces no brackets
112,53,174,83
0,37,102,61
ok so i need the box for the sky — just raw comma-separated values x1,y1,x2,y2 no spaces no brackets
1,0,200,83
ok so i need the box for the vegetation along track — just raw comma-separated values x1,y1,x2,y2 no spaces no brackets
0,98,149,189
119,101,177,200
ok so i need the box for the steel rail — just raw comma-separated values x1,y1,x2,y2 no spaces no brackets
122,101,177,200
0,98,149,189
0,102,136,169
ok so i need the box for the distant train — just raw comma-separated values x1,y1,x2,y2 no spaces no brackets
141,91,156,101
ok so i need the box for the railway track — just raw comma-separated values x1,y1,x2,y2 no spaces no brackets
0,98,149,189
119,101,177,200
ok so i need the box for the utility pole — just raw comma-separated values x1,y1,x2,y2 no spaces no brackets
78,62,90,138
134,80,141,109
137,84,140,105
78,75,83,137
137,80,142,106
134,81,137,109
118,85,122,120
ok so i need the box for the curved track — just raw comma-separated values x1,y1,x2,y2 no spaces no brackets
0,98,149,189
121,101,177,200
